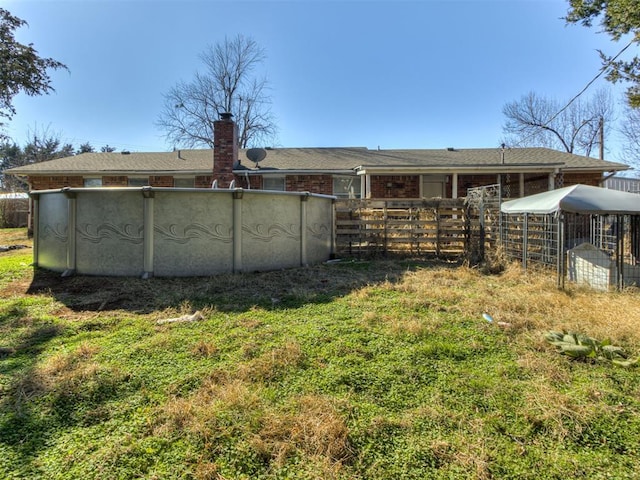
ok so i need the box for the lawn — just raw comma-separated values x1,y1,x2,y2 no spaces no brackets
1,228,639,479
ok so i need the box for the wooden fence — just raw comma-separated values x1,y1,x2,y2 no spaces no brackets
335,198,479,258
0,197,29,228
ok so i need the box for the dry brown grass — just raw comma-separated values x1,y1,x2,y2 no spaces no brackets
158,378,352,477
4,227,640,478
157,377,262,438
237,341,305,382
252,395,352,466
386,313,435,337
389,261,640,346
191,339,219,358
0,227,32,247
156,337,350,477
37,343,114,396
7,341,117,417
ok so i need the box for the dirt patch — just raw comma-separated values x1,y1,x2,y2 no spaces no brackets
0,244,29,252
0,229,460,317
10,258,450,316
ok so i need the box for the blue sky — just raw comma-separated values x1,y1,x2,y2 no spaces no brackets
2,0,634,162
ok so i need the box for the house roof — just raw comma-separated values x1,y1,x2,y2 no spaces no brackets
501,184,640,215
4,146,628,176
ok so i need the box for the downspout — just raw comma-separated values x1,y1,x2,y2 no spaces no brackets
599,171,617,187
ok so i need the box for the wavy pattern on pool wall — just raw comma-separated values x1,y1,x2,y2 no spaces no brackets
31,187,336,277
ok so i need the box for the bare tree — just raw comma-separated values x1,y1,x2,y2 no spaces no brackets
157,35,277,149
620,104,640,169
502,89,614,157
1,125,73,191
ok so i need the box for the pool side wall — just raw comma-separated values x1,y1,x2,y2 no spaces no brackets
31,187,335,277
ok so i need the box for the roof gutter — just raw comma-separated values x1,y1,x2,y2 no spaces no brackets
565,165,631,173
355,164,567,175
236,169,356,176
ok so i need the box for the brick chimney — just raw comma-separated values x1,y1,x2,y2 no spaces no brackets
213,112,238,188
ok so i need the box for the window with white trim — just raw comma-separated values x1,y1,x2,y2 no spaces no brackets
174,177,195,188
263,176,285,191
128,177,149,187
333,175,361,198
83,178,102,187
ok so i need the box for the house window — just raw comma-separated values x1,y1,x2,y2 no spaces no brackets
421,175,446,198
174,177,195,188
333,175,361,198
83,178,102,187
263,176,285,191
128,177,149,187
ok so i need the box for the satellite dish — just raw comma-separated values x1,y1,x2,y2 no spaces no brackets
246,148,267,167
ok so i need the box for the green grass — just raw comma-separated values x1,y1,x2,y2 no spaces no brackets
0,253,32,288
1,229,640,479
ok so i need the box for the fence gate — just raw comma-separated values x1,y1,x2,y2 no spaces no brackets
465,184,502,263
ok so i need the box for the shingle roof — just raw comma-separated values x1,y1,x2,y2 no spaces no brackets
358,148,620,169
4,146,628,175
5,150,214,175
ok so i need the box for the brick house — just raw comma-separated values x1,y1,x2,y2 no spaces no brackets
5,114,629,199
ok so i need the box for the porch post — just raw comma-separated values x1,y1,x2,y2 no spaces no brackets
452,173,458,199
519,173,525,197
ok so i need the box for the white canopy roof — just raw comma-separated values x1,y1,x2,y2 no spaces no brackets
500,184,640,215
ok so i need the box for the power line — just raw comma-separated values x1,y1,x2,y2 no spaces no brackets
509,39,635,148
544,39,634,126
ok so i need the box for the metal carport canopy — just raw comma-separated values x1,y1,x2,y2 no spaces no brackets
500,184,640,215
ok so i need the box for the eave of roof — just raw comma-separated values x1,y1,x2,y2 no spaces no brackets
16,170,209,177
238,169,356,176
354,163,566,174
3,146,629,176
